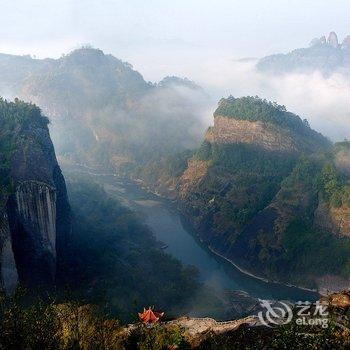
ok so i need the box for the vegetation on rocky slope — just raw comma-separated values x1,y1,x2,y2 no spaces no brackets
1,291,349,349
139,98,350,288
214,96,309,132
0,98,47,194
0,98,49,215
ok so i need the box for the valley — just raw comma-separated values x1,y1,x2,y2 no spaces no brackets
64,165,319,303
0,33,350,348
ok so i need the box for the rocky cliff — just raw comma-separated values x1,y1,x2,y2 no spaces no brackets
0,98,71,290
207,117,298,152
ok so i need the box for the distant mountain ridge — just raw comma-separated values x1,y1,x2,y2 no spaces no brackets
0,47,208,172
257,32,350,75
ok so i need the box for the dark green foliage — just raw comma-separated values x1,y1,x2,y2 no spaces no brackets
318,164,343,207
60,177,200,322
214,96,310,132
196,140,212,161
281,156,321,190
261,156,350,280
138,149,194,186
1,293,349,349
271,317,348,349
0,292,125,349
0,291,60,349
164,150,194,178
206,143,297,229
125,324,191,350
0,98,48,203
0,97,48,127
317,163,349,208
282,220,350,279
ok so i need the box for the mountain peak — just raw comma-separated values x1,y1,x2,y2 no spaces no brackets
62,47,110,65
327,31,339,48
310,31,345,49
214,96,303,130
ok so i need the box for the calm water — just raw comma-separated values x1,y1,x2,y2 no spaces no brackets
96,174,318,303
67,167,319,302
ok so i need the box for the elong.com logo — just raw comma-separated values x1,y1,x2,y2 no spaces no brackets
258,299,329,328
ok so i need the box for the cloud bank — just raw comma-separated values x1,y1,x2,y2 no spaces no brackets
195,59,350,142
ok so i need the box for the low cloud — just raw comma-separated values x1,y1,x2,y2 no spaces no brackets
194,59,350,142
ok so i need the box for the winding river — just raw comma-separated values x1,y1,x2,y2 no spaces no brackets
66,166,319,303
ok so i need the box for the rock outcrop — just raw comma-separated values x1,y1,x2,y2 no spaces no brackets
167,316,259,347
320,35,327,44
327,31,339,48
209,116,298,152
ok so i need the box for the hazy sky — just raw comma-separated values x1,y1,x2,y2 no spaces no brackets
1,0,350,80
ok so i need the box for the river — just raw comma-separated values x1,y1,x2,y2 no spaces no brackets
66,166,319,303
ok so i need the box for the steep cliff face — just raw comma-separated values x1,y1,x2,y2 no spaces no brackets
0,98,71,289
208,116,298,152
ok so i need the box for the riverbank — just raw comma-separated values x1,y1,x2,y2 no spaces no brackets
62,164,320,300
128,177,321,297
207,245,318,294
177,209,320,296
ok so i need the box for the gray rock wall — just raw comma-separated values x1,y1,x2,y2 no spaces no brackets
0,212,18,293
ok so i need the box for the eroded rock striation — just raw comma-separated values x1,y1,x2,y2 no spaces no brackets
210,116,298,152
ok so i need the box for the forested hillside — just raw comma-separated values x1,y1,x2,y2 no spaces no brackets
138,96,350,290
0,48,208,173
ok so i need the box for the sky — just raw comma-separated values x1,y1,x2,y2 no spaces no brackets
1,0,349,140
1,0,350,80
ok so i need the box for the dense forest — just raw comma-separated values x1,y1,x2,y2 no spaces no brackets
214,96,310,132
